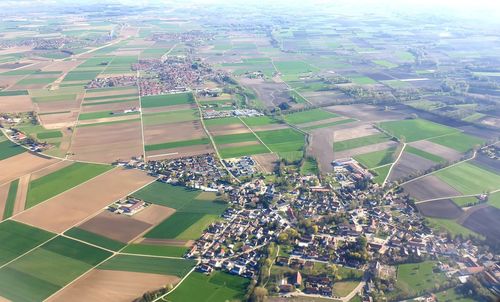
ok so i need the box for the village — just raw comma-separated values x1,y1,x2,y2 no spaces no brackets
124,152,500,301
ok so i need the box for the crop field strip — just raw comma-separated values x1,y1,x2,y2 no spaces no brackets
333,133,392,152
25,162,114,209
133,182,227,240
2,179,19,219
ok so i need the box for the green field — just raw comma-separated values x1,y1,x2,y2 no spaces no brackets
395,261,446,297
142,109,199,125
435,162,500,195
25,162,113,208
333,281,359,297
218,143,270,158
0,236,111,302
350,76,376,85
0,221,54,266
428,217,479,238
300,157,319,175
145,212,205,239
334,133,390,152
145,138,210,152
354,147,396,169
405,145,446,163
0,137,25,160
82,98,138,106
141,92,194,108
78,110,139,120
379,119,459,142
17,77,57,86
132,182,227,213
145,212,218,240
371,165,391,185
63,70,101,81
274,60,318,75
373,60,398,68
168,271,249,302
65,228,125,251
214,132,260,145
241,116,280,126
429,132,484,152
31,94,77,103
122,244,187,258
2,179,19,219
434,288,476,302
99,255,195,277
284,109,338,125
255,128,305,153
487,192,500,209
36,130,62,140
0,90,28,96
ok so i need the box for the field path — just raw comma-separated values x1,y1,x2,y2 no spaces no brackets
12,174,30,215
238,117,273,153
383,143,406,186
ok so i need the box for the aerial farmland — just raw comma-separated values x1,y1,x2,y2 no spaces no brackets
0,1,499,302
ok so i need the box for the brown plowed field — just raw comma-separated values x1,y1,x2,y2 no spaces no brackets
132,204,175,225
207,123,250,136
388,152,436,182
141,103,195,114
409,140,462,162
85,88,137,98
41,60,83,72
247,123,289,132
39,111,79,129
0,183,10,219
48,270,180,302
12,174,29,215
402,175,461,201
416,199,463,219
253,153,279,173
13,168,153,233
78,211,153,243
307,127,335,173
326,104,405,122
146,144,214,161
334,141,397,160
81,100,140,113
333,124,379,141
295,117,345,128
0,95,33,112
36,99,80,113
144,121,207,145
461,206,500,242
0,152,59,185
70,120,143,163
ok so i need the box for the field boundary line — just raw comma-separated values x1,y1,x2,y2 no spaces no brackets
65,88,88,158
383,143,406,186
238,116,273,153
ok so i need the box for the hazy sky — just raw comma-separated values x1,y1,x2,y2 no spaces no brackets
2,0,500,21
